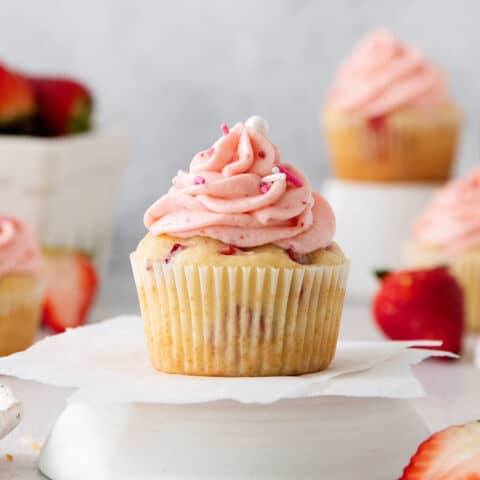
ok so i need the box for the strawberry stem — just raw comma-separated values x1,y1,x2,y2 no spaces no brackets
374,269,390,280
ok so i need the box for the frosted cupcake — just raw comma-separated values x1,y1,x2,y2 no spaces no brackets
131,116,349,376
322,29,461,182
0,217,44,356
407,169,480,330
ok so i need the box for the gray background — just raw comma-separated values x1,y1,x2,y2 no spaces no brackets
1,0,478,312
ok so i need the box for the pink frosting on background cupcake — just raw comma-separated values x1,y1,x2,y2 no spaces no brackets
0,217,42,278
413,168,480,254
327,29,448,118
145,117,336,254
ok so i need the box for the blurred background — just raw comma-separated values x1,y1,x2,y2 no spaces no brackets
1,0,478,314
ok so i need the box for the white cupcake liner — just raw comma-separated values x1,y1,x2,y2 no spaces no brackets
0,279,45,316
131,253,349,376
0,278,45,356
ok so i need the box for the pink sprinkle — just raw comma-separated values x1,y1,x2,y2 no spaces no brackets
194,176,206,185
277,165,303,188
220,123,230,135
260,182,270,194
258,151,266,159
207,147,215,157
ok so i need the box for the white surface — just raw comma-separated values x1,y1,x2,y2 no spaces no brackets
38,398,428,480
0,132,128,272
323,180,439,300
0,316,452,405
1,303,480,479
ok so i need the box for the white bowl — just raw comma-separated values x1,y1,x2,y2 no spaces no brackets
39,397,428,480
323,179,439,301
0,131,128,271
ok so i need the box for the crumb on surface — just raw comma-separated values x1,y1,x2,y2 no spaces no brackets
31,441,42,452
5,453,14,462
20,437,42,452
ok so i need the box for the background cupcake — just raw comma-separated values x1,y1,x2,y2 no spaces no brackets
131,116,348,377
407,168,480,331
322,29,461,182
0,217,44,356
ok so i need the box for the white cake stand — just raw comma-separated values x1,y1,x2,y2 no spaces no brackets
323,179,439,300
38,396,428,480
0,318,438,479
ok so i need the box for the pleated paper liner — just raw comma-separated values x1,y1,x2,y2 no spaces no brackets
0,277,45,356
407,243,480,332
451,255,480,332
131,253,349,376
322,105,461,182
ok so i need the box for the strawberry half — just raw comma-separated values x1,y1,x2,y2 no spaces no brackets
0,64,35,133
29,76,92,136
400,421,480,479
373,267,464,356
42,250,98,333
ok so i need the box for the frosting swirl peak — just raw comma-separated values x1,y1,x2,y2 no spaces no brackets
413,168,480,254
327,29,448,118
0,217,42,278
144,117,335,254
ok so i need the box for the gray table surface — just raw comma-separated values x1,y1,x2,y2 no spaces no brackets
1,301,480,479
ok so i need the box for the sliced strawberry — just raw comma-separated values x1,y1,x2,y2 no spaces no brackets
400,421,480,479
42,250,98,333
29,76,92,136
0,64,35,133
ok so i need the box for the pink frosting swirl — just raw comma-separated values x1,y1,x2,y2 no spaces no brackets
327,29,448,118
144,120,335,254
0,217,42,278
413,169,480,254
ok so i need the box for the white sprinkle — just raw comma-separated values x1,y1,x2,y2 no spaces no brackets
245,115,269,136
261,173,286,183
272,166,280,174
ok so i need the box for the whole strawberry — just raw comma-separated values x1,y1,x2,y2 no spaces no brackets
0,64,35,133
373,267,464,355
29,76,92,136
400,420,480,479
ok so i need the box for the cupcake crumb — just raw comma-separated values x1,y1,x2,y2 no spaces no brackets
31,441,42,452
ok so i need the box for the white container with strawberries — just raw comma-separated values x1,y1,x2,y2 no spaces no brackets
0,63,127,344
0,64,128,270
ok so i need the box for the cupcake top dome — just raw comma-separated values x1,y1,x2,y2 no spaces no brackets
0,217,42,277
327,29,449,118
413,168,480,254
144,116,336,255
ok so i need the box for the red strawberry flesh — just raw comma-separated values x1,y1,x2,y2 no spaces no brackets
0,64,35,131
29,76,92,136
400,421,480,479
373,267,464,356
42,251,98,333
367,114,387,132
219,245,237,255
164,243,186,264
